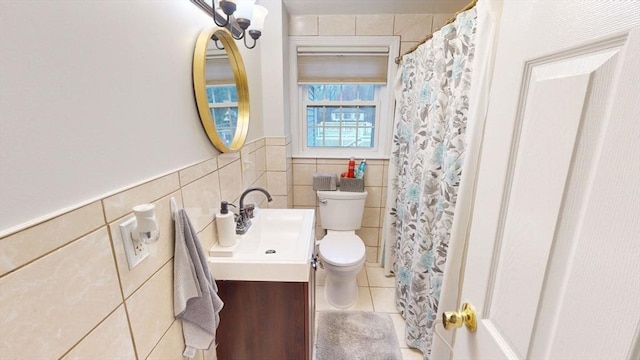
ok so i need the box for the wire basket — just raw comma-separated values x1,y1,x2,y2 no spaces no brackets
339,177,365,192
313,173,337,191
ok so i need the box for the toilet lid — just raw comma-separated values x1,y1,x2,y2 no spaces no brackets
319,234,365,267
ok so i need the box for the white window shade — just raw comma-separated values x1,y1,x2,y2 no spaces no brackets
297,46,389,84
205,55,235,85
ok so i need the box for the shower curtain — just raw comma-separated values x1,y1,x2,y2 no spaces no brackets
383,8,478,358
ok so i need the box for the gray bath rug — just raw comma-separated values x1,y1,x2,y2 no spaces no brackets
316,311,402,360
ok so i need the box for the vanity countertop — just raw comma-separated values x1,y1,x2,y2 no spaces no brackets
207,208,315,282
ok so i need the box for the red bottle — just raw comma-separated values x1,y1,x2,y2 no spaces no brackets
347,157,355,178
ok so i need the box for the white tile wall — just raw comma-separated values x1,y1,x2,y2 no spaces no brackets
102,174,180,222
393,14,434,42
126,261,176,359
179,158,218,186
0,228,121,359
432,13,454,32
263,136,292,207
289,15,318,36
356,14,395,36
216,152,241,168
0,201,104,276
265,136,286,146
318,15,356,36
400,41,419,56
0,137,269,359
292,12,451,74
218,159,244,201
146,321,189,360
266,171,288,196
61,306,135,360
266,145,287,171
182,173,221,232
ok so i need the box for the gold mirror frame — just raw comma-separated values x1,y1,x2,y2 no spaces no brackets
193,27,250,152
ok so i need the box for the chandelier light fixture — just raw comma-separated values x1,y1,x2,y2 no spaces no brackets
214,0,268,49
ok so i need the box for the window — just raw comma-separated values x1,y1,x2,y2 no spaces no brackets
289,36,400,158
304,84,379,148
206,85,238,146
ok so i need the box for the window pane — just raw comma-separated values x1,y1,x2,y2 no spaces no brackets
207,85,238,103
213,87,229,102
207,87,214,103
307,85,323,101
228,86,238,102
341,127,356,147
362,127,376,147
307,84,376,101
324,85,341,101
325,106,340,125
358,127,374,147
304,84,378,149
359,106,376,126
307,126,318,147
306,106,375,148
358,85,375,100
307,107,320,127
324,127,341,147
212,107,237,146
340,85,358,101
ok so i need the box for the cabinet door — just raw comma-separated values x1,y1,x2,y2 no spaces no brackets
216,280,308,359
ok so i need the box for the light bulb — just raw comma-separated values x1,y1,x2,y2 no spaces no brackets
235,0,255,21
248,5,268,32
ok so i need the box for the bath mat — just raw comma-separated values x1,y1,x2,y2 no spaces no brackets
316,311,402,360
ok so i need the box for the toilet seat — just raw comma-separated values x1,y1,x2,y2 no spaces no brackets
319,233,365,267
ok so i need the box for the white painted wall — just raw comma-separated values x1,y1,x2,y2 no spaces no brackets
281,5,291,137
260,0,290,137
239,32,265,141
0,1,263,234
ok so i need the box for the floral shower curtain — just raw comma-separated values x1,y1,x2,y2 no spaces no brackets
383,8,477,358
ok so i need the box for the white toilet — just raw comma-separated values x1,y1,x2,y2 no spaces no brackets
316,190,368,309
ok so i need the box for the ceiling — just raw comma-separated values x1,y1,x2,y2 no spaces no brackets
282,0,471,15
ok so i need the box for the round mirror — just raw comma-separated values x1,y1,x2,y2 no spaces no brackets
193,27,249,152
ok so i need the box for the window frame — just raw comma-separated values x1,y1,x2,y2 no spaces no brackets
301,85,381,149
289,36,400,159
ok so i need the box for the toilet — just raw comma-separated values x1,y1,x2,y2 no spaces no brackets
316,190,368,309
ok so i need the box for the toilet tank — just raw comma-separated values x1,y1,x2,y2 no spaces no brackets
317,190,368,231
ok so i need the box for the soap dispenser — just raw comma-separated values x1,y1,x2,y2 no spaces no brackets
217,201,237,247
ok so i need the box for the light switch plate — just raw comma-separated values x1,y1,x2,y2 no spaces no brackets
120,216,149,269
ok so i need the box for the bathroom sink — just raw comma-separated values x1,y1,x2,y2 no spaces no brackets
207,208,316,282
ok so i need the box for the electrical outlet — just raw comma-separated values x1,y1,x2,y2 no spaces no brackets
120,216,149,269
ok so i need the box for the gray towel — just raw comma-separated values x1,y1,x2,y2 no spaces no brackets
173,209,224,358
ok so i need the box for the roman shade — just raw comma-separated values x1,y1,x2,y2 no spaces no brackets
205,51,235,85
297,46,390,84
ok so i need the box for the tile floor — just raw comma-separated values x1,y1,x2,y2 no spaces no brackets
315,264,424,360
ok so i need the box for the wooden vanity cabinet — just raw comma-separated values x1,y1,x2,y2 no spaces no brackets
215,264,316,360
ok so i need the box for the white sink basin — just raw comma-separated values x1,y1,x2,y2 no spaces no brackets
208,208,316,282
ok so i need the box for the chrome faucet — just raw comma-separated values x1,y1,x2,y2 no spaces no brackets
236,187,273,234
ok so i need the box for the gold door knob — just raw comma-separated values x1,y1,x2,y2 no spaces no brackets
442,302,477,332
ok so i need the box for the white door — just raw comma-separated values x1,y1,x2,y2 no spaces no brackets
449,1,640,359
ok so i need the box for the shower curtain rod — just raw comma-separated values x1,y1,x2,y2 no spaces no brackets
395,0,478,64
